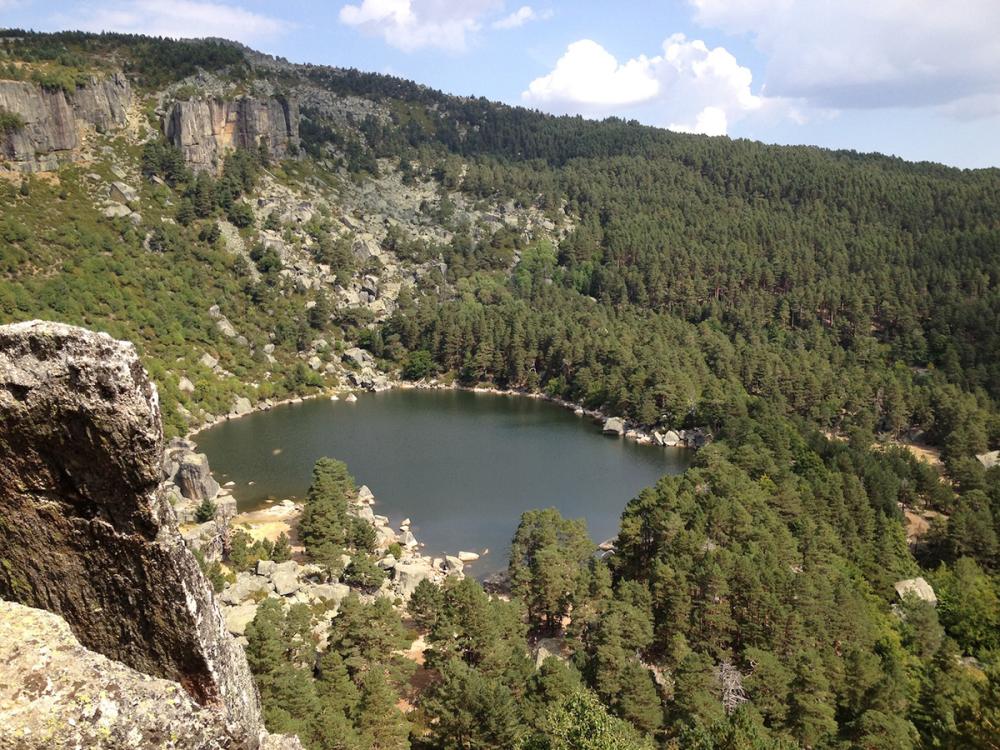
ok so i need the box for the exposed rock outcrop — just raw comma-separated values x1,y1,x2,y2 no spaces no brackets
0,73,131,172
0,600,302,750
0,321,272,747
602,416,626,436
165,95,300,171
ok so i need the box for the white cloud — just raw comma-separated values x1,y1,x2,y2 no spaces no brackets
523,39,659,109
339,0,501,53
523,34,785,135
688,0,1000,114
492,5,551,30
56,1,291,43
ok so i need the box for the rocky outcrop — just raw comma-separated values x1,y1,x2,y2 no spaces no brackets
0,73,131,172
165,95,300,171
0,321,272,747
977,449,999,469
602,416,626,436
0,600,302,750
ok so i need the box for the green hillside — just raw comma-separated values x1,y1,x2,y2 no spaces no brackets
1,30,998,750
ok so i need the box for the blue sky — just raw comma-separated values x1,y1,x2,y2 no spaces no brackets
4,0,1000,168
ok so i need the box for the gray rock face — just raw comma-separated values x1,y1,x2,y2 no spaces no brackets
0,601,261,749
221,572,273,605
271,569,301,596
0,74,131,172
177,452,222,501
0,321,264,747
393,559,436,599
231,395,253,416
602,416,626,436
166,95,300,172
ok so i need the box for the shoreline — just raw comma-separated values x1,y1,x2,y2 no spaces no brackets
187,375,698,579
188,376,703,452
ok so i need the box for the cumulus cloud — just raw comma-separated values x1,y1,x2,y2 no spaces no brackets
56,0,291,43
492,5,551,30
689,0,1000,114
339,0,502,53
523,34,784,135
523,40,659,109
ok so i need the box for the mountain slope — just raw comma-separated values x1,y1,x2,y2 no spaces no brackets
0,30,998,750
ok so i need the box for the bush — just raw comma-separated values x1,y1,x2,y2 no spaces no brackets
343,553,385,592
402,349,435,380
195,497,217,523
0,109,25,135
227,200,255,228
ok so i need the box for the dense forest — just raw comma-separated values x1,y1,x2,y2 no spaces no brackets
1,31,998,749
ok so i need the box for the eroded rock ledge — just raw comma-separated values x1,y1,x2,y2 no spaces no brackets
0,321,295,748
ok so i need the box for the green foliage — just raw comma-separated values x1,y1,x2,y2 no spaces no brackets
1,32,998,749
298,457,377,575
227,200,255,228
0,109,26,135
931,557,1000,654
194,496,216,523
401,349,435,380
531,689,655,750
509,508,595,632
228,529,274,572
342,553,385,592
423,658,525,750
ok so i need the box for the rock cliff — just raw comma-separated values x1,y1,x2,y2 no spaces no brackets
0,321,290,748
0,73,131,171
165,95,300,171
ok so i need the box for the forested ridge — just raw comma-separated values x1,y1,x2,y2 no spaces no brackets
1,31,999,749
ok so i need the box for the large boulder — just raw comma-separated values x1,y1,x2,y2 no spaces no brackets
225,602,260,637
977,450,999,469
272,570,301,597
602,417,625,436
311,582,350,606
177,452,221,501
393,559,436,599
221,572,272,605
231,396,253,417
894,577,937,605
0,321,266,747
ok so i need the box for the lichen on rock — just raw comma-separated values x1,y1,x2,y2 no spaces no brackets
0,320,291,748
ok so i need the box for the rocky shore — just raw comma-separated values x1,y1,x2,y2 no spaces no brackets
165,438,475,642
189,372,707,451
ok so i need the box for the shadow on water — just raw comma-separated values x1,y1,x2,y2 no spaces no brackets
195,389,692,574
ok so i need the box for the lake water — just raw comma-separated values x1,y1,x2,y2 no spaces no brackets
196,389,692,573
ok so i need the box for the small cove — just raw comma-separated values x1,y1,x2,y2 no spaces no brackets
196,389,693,573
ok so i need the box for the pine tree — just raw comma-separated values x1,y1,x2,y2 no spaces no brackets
787,651,837,748
356,669,411,750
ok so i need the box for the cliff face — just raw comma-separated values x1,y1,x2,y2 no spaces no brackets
165,95,300,171
0,321,276,748
0,73,131,171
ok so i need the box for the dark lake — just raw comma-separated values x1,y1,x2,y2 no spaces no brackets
196,389,692,573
